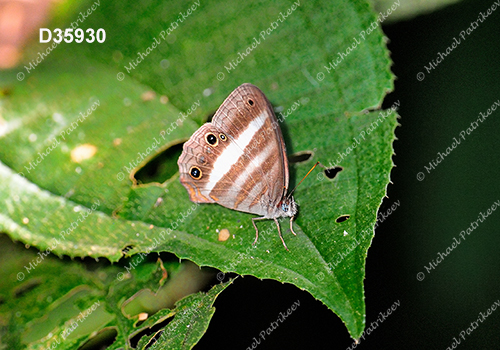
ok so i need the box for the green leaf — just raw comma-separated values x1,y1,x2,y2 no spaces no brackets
0,0,396,342
0,235,223,349
135,280,232,350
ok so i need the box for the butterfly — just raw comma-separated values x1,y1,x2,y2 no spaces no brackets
178,83,305,250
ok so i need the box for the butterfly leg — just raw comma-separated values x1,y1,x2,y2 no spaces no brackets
274,218,289,251
252,217,266,246
289,217,297,236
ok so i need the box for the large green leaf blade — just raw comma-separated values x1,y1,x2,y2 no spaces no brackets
0,0,396,340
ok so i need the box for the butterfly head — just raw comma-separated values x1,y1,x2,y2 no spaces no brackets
280,197,297,218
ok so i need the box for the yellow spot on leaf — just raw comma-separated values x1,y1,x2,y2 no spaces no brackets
71,144,97,163
218,228,230,242
141,91,156,101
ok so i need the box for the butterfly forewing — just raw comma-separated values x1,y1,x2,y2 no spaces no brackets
178,83,290,218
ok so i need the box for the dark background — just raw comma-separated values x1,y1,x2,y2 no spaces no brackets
200,0,500,348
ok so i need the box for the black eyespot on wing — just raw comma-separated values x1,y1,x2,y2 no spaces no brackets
190,166,202,179
336,215,350,223
205,133,218,146
248,99,254,106
219,133,227,141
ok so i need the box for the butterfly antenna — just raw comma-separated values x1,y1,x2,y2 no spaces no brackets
287,161,320,198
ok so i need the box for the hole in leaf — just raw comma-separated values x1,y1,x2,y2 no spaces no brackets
144,330,164,349
336,215,350,223
122,245,134,255
130,317,172,348
325,166,343,179
289,151,313,164
134,142,184,184
77,327,117,350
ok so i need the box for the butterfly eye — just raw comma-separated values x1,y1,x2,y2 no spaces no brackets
205,133,218,146
282,203,289,212
189,166,202,179
247,99,254,106
219,133,227,141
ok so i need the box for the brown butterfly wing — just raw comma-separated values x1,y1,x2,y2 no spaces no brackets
177,124,220,204
178,83,289,218
178,123,257,204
